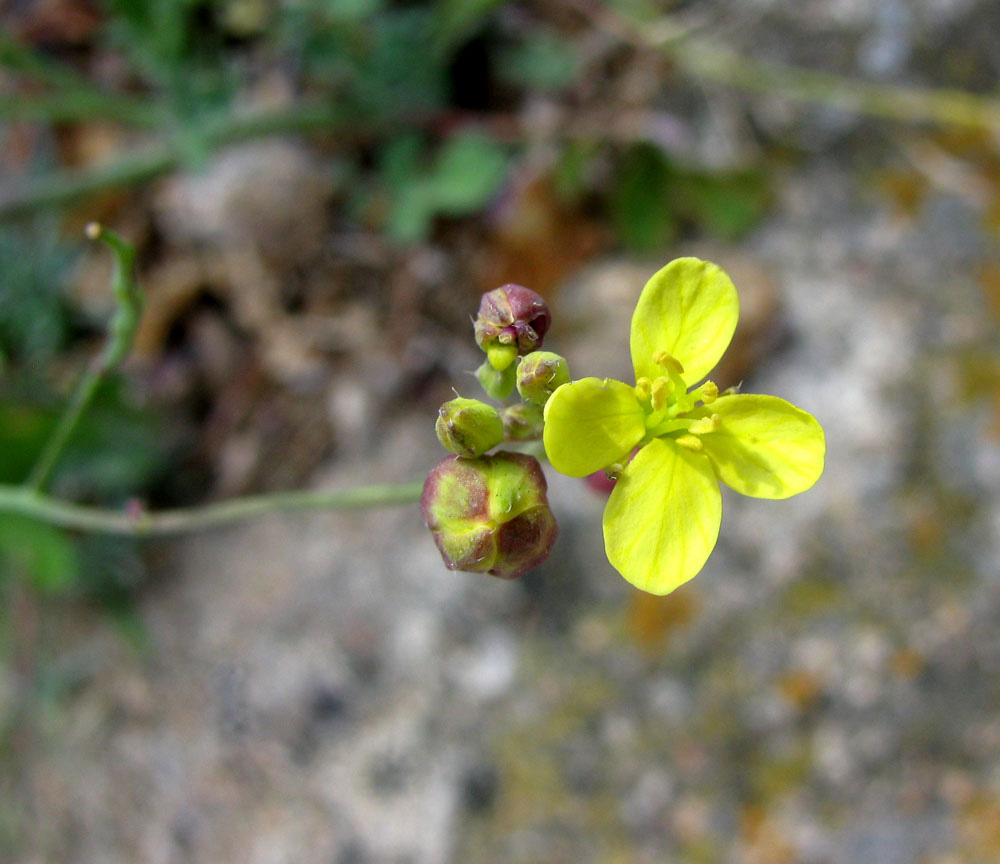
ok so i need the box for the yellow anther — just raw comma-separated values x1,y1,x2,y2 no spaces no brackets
699,380,718,404
650,376,673,411
652,351,684,375
688,413,720,435
606,462,625,478
675,434,703,451
634,377,652,401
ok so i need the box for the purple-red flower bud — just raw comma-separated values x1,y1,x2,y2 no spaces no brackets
474,284,551,357
421,451,558,579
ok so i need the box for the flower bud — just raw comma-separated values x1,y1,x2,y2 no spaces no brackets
476,359,515,400
421,451,558,579
435,397,504,457
474,284,551,358
516,351,570,404
501,402,543,441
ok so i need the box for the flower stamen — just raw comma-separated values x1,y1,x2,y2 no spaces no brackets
688,414,721,435
652,351,684,375
695,380,718,404
675,434,703,451
650,376,673,411
634,377,652,402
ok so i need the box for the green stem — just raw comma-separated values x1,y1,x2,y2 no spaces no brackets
573,0,1000,132
0,482,424,537
671,38,1000,131
0,102,352,221
23,368,103,493
0,91,164,127
26,224,141,492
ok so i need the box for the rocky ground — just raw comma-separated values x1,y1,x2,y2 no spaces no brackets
7,148,1000,864
6,1,1000,862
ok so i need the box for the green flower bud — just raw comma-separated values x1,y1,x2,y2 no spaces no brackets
501,402,543,441
476,359,515,400
421,451,558,579
435,397,504,458
516,351,570,404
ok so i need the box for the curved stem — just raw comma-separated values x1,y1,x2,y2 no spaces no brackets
26,224,141,492
0,481,424,537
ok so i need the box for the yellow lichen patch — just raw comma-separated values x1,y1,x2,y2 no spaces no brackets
625,584,700,649
957,794,1000,861
778,577,842,618
739,807,798,864
777,670,823,711
891,648,925,680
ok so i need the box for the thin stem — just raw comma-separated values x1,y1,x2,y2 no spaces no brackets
671,39,1000,132
570,0,1000,133
26,224,141,491
0,91,164,127
0,102,352,221
23,368,103,493
0,482,424,537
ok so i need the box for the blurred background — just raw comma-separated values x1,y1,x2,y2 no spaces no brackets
2,1,1000,862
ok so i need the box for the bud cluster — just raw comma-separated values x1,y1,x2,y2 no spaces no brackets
422,282,571,580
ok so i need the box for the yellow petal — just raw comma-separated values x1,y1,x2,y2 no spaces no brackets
694,394,825,499
603,437,722,595
630,257,739,385
542,377,646,477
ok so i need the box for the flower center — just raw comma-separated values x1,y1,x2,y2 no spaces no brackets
635,351,720,446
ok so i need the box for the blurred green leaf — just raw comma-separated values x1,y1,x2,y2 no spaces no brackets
552,139,601,203
603,0,660,23
434,0,506,51
353,8,448,117
610,142,770,249
0,380,166,493
612,143,678,253
499,31,581,93
677,170,770,240
0,226,73,362
104,0,235,117
0,516,80,595
329,0,384,21
430,131,508,212
384,130,508,243
381,132,424,188
387,185,436,245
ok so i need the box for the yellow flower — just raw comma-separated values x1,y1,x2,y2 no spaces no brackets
542,258,825,595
